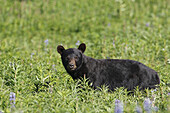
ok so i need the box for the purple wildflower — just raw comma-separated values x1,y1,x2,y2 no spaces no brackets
10,92,15,102
44,39,49,46
52,64,57,72
10,92,16,108
76,40,80,46
108,23,111,27
126,44,128,47
152,106,159,112
9,62,12,67
113,40,115,47
151,89,157,93
136,105,142,113
143,98,152,113
168,93,170,96
114,99,123,113
31,53,34,58
52,64,55,68
146,22,150,27
106,57,110,59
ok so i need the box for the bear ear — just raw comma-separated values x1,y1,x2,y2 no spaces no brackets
57,45,65,55
78,43,86,53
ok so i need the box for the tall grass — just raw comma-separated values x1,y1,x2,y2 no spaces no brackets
0,0,169,112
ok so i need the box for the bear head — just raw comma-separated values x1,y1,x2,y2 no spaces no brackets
57,43,86,72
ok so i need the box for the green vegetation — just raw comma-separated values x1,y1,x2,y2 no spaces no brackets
0,0,169,112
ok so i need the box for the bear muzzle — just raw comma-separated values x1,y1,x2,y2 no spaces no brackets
67,59,77,71
69,64,74,69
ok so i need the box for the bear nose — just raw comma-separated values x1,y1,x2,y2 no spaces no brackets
69,64,74,68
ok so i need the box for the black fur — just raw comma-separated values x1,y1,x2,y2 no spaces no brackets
57,43,160,91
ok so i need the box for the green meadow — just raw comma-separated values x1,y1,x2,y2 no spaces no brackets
0,0,169,112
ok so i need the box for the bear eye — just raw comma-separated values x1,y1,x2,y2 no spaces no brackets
66,57,69,61
75,56,79,60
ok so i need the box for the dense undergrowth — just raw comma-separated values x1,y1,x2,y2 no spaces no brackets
0,0,169,112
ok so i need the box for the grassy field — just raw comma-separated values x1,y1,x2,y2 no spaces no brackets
0,0,169,112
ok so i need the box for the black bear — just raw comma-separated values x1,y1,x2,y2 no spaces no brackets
57,43,160,91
